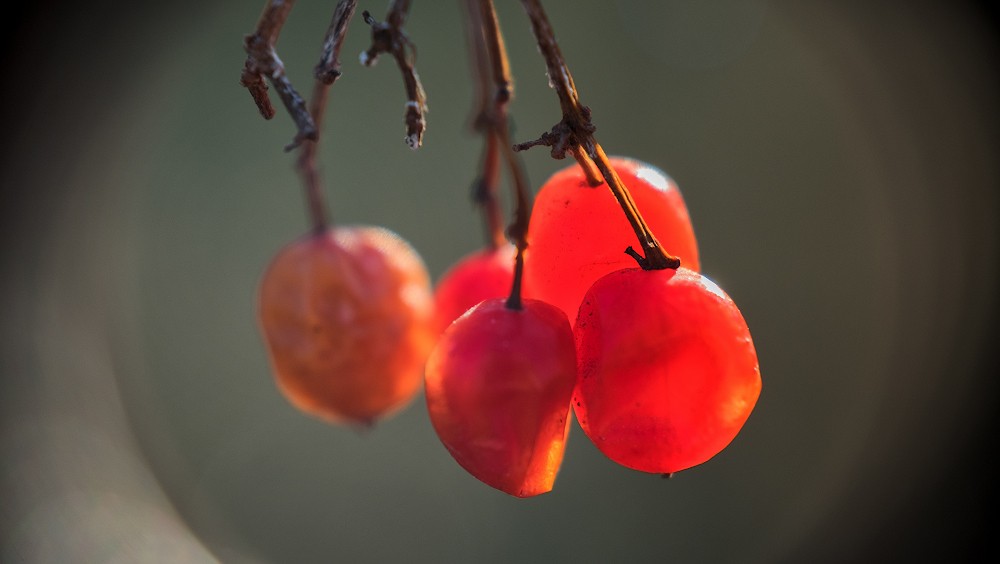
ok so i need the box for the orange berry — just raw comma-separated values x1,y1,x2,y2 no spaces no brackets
258,226,434,425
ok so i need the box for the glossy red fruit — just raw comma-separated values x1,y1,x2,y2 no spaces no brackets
258,226,435,425
433,243,515,335
425,298,576,497
524,157,700,320
573,267,760,474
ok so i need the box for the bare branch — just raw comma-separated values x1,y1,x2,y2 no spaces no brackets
315,0,357,85
295,0,359,231
361,3,428,149
241,0,318,149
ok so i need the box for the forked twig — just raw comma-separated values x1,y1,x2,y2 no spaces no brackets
240,0,318,150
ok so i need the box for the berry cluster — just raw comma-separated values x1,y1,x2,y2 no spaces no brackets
424,158,760,495
258,158,761,496
246,0,760,498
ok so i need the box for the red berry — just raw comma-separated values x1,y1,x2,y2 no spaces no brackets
425,299,576,497
433,243,515,334
573,267,760,473
524,157,700,320
257,227,435,425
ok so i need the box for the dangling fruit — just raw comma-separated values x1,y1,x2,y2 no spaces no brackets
258,226,435,425
573,267,760,473
425,298,576,497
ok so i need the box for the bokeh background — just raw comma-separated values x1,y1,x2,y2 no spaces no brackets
2,1,998,562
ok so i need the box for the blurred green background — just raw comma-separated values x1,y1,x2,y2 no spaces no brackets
2,1,997,562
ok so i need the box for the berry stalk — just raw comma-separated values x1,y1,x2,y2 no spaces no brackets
295,0,358,232
515,0,680,270
470,0,534,309
464,0,506,250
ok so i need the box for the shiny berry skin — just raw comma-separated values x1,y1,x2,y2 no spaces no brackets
257,226,435,425
524,157,700,320
425,299,576,497
433,243,515,335
573,267,760,474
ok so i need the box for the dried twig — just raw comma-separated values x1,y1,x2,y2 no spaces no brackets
295,0,358,231
240,0,318,150
360,0,428,149
315,0,357,85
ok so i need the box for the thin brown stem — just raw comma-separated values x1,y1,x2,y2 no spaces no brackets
256,0,294,43
315,0,357,84
480,0,512,104
474,132,507,249
465,0,493,121
589,141,678,269
386,0,412,28
241,0,318,148
294,0,358,232
569,145,603,186
464,0,505,249
515,0,679,270
295,91,329,231
361,2,428,149
518,0,579,117
499,117,532,310
473,0,533,309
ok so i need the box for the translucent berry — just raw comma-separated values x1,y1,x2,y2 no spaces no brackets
258,226,435,425
573,267,760,473
433,243,516,334
425,299,576,497
524,157,700,320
